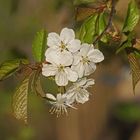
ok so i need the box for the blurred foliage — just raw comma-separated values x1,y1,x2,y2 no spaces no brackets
114,102,140,123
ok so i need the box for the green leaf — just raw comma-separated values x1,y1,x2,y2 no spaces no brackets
97,12,108,43
79,14,98,43
12,73,32,124
32,29,47,62
123,0,140,32
127,52,140,94
0,59,29,81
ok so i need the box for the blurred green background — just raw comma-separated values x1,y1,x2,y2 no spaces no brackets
0,0,140,140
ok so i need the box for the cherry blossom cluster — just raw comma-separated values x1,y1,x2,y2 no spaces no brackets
42,28,104,116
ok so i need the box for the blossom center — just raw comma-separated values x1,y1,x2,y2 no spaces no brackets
81,56,89,64
58,65,65,72
60,41,67,51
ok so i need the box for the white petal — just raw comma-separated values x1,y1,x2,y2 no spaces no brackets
65,67,78,82
67,39,81,53
76,89,89,104
42,64,57,77
84,63,92,76
46,93,56,101
66,92,76,104
79,43,91,57
60,28,75,44
66,90,75,98
76,77,87,87
45,48,60,64
45,48,73,66
84,79,95,88
72,52,81,65
58,50,73,66
47,32,61,48
65,92,76,104
55,71,68,86
84,62,96,76
71,62,85,78
88,49,104,63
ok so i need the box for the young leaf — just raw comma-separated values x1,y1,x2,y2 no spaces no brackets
97,12,108,43
127,52,140,94
12,73,32,124
123,0,140,33
32,29,47,62
0,59,29,81
79,14,98,43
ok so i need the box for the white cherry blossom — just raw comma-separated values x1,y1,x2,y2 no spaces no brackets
46,93,75,117
42,55,78,86
47,27,81,53
66,78,95,104
41,27,105,114
72,43,104,78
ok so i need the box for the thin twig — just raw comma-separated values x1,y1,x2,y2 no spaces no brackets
93,0,116,45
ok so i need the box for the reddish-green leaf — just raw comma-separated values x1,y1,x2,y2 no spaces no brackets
12,73,32,124
128,52,140,94
0,59,29,81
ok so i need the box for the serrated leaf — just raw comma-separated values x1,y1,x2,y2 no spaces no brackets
97,12,108,43
0,59,29,81
123,0,140,32
127,52,140,94
32,29,47,62
79,14,98,43
12,73,32,124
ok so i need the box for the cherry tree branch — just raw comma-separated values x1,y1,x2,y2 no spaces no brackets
93,0,116,45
